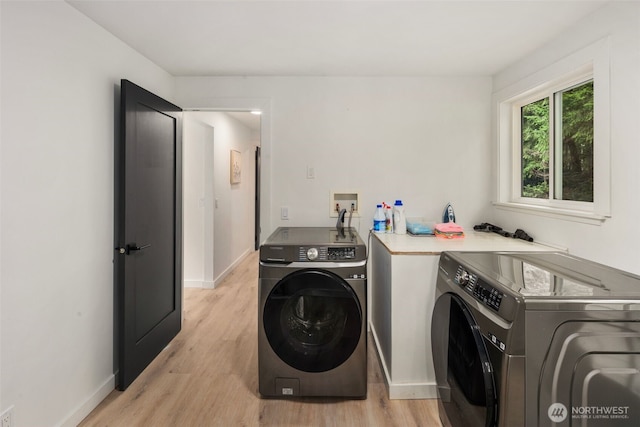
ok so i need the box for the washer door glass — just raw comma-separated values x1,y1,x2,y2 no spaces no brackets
432,292,497,427
263,269,362,373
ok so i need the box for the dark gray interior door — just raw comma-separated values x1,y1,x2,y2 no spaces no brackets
255,146,261,250
115,79,182,390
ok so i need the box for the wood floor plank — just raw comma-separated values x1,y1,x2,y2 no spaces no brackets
79,250,441,426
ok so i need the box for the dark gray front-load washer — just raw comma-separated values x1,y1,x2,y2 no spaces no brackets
258,227,367,398
432,251,640,427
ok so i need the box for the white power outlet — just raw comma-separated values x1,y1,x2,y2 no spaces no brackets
1,406,14,427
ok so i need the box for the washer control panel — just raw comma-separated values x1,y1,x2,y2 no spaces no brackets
455,265,504,311
298,246,357,261
328,247,356,260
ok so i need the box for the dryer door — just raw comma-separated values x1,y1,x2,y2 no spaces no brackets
432,292,497,427
263,269,362,373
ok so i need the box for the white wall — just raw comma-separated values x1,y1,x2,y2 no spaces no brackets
490,1,640,274
0,2,176,426
183,112,256,287
175,76,494,241
183,117,214,288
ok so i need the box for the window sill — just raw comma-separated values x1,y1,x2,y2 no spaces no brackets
493,201,609,226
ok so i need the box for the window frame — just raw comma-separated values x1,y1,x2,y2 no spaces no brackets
512,72,594,208
493,38,611,225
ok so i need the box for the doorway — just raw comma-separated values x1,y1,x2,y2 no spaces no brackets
182,110,261,289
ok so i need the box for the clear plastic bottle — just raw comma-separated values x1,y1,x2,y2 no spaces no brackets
373,204,385,233
393,200,407,234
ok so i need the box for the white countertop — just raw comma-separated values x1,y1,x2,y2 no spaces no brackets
372,230,555,255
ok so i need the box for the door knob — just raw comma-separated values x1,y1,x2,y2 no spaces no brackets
127,243,151,254
117,243,151,255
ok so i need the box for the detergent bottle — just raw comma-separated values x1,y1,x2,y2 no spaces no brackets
373,204,385,233
393,200,407,234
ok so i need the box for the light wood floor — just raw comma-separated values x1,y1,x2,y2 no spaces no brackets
80,250,441,426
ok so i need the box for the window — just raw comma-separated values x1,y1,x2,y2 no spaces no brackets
520,96,550,199
519,79,594,202
494,38,610,224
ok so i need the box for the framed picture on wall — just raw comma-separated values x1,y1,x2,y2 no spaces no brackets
230,150,241,184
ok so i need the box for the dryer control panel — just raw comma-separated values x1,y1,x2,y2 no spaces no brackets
455,266,504,311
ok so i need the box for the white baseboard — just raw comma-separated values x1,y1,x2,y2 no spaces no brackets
388,382,438,400
370,323,438,400
213,248,252,287
370,323,392,391
186,249,253,289
184,280,215,289
58,375,114,427
184,280,203,288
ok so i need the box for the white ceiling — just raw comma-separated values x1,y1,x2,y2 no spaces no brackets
67,0,611,77
226,111,261,130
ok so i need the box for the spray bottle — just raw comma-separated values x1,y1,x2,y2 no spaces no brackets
383,202,394,233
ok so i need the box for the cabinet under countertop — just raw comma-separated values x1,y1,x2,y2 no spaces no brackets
368,231,555,399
